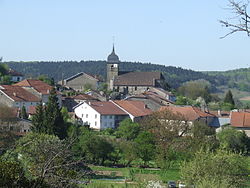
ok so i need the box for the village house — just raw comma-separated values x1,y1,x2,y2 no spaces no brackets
14,79,62,107
58,72,101,91
74,100,152,130
230,111,250,137
62,94,99,112
125,91,174,111
111,100,152,122
74,101,129,130
7,69,24,82
0,85,40,111
0,107,32,134
159,105,220,127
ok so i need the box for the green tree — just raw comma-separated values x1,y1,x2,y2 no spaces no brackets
20,106,28,119
224,90,235,106
0,64,8,75
31,103,45,133
38,75,54,86
134,131,155,166
181,149,249,187
217,127,250,154
44,88,67,139
3,133,87,188
119,140,138,166
0,160,36,187
115,118,140,141
74,128,114,165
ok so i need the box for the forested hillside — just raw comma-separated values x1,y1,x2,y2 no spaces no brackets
5,61,221,88
206,68,250,92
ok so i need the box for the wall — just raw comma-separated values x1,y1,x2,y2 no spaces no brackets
74,102,101,129
65,74,99,91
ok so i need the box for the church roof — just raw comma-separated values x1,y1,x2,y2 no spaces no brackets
113,72,162,86
107,45,119,63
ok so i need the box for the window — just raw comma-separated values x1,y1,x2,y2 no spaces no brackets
86,114,88,118
110,122,113,127
135,86,137,91
104,122,107,127
109,115,112,119
95,121,97,126
82,114,84,118
95,114,97,119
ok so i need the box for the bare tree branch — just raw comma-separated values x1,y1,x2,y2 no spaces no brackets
219,0,250,38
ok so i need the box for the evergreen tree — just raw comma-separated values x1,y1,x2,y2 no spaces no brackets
224,90,235,106
31,103,45,133
44,88,67,139
20,106,28,119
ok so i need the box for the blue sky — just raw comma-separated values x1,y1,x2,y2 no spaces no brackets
0,0,249,71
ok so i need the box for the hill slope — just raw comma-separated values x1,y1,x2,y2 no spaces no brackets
5,61,218,88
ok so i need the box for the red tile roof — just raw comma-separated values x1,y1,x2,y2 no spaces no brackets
14,79,53,95
159,106,214,121
28,106,37,115
231,112,250,128
89,101,127,115
112,100,152,117
0,85,40,102
72,94,98,100
7,69,23,76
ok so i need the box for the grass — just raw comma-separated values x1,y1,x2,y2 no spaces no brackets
83,165,179,187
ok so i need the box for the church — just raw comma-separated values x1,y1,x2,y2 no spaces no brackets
106,45,167,95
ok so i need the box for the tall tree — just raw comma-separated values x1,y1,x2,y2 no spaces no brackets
31,103,45,133
20,106,28,119
224,90,235,106
44,88,67,139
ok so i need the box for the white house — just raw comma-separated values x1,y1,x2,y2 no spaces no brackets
74,101,129,130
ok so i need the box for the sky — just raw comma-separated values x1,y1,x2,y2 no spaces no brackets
0,0,249,71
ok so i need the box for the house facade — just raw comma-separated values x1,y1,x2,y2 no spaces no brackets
59,72,101,91
7,69,24,82
14,79,62,107
111,100,152,122
74,101,129,130
0,85,40,111
159,105,220,127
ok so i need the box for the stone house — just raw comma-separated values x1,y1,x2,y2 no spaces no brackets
59,72,101,91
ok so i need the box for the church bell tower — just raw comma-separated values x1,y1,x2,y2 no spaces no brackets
107,45,119,90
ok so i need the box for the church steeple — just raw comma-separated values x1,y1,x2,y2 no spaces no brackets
107,44,119,90
107,44,119,63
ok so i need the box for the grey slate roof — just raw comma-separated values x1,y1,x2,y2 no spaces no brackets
114,72,162,86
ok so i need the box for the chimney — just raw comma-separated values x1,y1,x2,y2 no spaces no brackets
47,89,50,94
13,92,16,96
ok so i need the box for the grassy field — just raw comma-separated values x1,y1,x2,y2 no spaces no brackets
83,166,181,188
